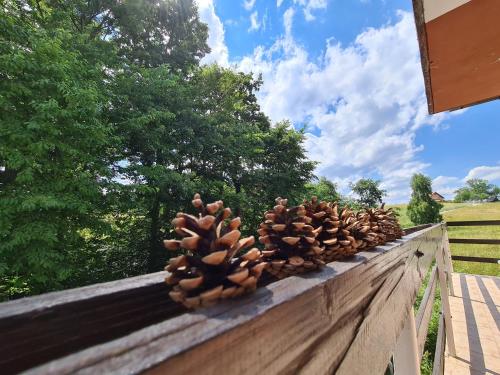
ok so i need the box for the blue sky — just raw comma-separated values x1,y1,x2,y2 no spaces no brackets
196,0,500,202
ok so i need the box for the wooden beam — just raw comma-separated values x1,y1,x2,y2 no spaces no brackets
393,307,420,375
0,272,183,374
441,230,455,296
446,220,500,227
448,238,500,245
9,225,443,375
415,266,437,360
404,224,432,235
411,0,434,113
435,246,456,357
451,255,500,264
432,314,445,375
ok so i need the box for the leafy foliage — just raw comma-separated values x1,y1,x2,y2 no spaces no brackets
0,0,316,299
407,174,443,225
454,179,499,202
350,178,386,208
305,177,340,203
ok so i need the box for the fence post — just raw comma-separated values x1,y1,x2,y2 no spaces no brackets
442,226,455,296
436,241,456,357
394,307,420,375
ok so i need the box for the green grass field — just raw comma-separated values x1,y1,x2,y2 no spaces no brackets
389,202,500,276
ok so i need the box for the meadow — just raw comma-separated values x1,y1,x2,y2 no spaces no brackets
390,202,500,276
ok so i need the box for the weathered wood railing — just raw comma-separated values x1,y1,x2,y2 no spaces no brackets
0,223,457,374
446,220,500,264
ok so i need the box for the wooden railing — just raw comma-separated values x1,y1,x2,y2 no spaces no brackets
0,224,457,375
446,220,500,264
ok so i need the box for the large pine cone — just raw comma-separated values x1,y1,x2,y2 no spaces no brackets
342,209,380,250
164,194,267,309
320,206,361,262
258,197,325,279
367,204,405,242
302,197,345,262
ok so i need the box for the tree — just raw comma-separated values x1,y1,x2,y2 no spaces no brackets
407,174,442,224
454,179,498,202
0,10,112,295
0,0,318,300
44,0,210,69
305,177,340,202
350,178,386,208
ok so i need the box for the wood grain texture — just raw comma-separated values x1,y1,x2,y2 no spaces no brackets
432,314,445,375
444,273,500,375
0,272,185,374
18,224,444,375
416,266,437,360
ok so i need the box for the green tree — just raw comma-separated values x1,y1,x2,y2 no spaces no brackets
0,11,112,295
350,178,386,208
454,179,497,202
407,174,443,224
305,177,340,202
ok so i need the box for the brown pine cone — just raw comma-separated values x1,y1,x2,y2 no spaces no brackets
164,194,268,309
258,197,325,279
371,204,405,241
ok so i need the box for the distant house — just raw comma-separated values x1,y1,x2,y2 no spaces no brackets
430,192,445,202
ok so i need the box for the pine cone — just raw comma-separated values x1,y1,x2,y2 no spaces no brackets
164,194,267,309
319,206,361,262
258,197,325,279
342,210,380,250
302,197,344,262
371,204,405,241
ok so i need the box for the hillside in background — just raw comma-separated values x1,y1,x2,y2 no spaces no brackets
390,202,500,276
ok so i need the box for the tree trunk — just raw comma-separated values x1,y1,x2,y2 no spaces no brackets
147,191,162,272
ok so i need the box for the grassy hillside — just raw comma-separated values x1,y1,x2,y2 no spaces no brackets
389,202,500,276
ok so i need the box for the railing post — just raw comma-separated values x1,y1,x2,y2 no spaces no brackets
394,307,420,375
442,226,455,296
436,239,456,357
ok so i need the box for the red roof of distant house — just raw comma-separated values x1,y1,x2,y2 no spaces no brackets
430,192,445,201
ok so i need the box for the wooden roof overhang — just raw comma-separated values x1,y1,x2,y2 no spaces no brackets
412,0,500,114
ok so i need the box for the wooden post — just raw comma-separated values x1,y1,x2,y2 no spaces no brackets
442,228,455,296
435,244,456,357
394,307,420,375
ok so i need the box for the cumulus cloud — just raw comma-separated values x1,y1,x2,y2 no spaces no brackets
433,165,500,200
277,0,285,6
293,0,327,21
238,11,460,202
196,0,229,66
464,165,500,182
243,0,257,11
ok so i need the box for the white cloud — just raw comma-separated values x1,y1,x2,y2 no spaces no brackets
238,11,460,203
277,0,285,6
293,0,327,21
196,0,229,66
244,0,257,11
432,165,500,200
249,11,261,32
432,176,462,199
464,165,500,182
283,7,295,36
